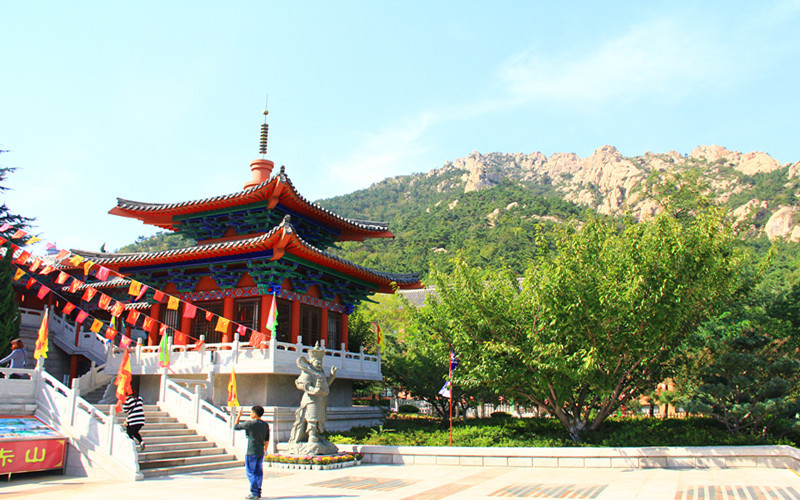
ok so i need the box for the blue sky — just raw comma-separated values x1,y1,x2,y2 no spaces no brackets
2,1,799,252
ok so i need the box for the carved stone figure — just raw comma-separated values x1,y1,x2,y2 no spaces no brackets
287,342,339,456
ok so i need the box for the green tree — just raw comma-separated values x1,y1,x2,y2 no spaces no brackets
411,207,743,441
686,313,800,436
0,150,32,358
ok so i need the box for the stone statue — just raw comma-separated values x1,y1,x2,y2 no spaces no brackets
287,342,339,455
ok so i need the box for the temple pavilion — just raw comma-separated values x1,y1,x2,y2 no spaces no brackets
32,112,421,423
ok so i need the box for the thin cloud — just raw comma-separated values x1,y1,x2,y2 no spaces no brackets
497,19,731,103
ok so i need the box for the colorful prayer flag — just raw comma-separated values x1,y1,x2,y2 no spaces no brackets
33,309,49,360
0,223,11,232
11,229,25,239
25,236,41,245
157,332,170,368
36,286,50,300
215,317,230,333
120,336,132,349
135,284,148,301
96,266,110,281
153,289,164,302
69,255,84,266
126,309,141,325
104,327,117,341
14,251,31,265
265,294,278,335
55,271,69,285
13,268,24,281
205,311,214,321
90,319,103,333
68,278,82,293
114,349,133,413
438,380,451,399
75,310,89,324
25,277,35,289
167,296,179,310
110,300,125,317
83,261,93,275
56,249,69,260
236,324,247,336
374,322,384,349
183,303,197,319
98,293,111,310
143,316,155,332
62,302,76,315
227,367,239,407
82,287,97,302
128,280,142,297
29,258,42,272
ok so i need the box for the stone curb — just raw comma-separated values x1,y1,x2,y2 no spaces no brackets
333,444,800,469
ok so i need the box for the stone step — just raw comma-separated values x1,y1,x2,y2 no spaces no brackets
139,460,243,479
139,452,238,470
140,427,194,438
142,434,209,446
115,416,178,425
142,441,218,453
138,446,227,462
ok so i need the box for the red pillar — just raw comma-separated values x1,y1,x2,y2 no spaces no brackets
291,298,300,344
149,302,161,346
222,296,234,343
260,294,270,333
341,313,349,351
320,307,328,348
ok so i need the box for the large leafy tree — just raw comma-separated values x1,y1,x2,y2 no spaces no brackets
411,207,743,441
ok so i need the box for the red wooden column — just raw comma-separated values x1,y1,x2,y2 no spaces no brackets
222,296,234,343
149,302,161,346
291,299,300,343
341,313,349,351
260,294,270,333
320,307,328,348
178,304,192,346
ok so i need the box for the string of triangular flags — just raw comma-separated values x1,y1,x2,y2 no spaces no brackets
1,223,276,349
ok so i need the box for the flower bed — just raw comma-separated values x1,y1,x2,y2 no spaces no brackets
264,452,363,471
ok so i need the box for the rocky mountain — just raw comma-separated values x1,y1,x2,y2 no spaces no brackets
323,145,800,243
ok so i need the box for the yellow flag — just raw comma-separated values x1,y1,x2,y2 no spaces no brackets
215,317,230,333
227,367,239,407
25,236,41,245
13,268,24,281
90,319,103,333
128,280,142,297
167,296,179,310
33,309,49,360
70,255,84,266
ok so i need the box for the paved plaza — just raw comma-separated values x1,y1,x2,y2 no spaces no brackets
3,464,800,500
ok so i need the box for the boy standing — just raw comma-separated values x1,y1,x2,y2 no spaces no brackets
234,405,270,500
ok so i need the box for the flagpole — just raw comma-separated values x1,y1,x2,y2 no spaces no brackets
448,351,453,447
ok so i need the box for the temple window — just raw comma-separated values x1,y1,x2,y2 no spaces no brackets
234,298,260,333
193,300,224,343
276,298,292,343
328,311,342,350
300,304,321,346
160,303,181,335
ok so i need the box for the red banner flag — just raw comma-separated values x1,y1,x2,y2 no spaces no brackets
114,349,133,413
110,300,125,317
104,327,117,341
82,287,97,302
68,278,83,293
37,286,50,300
135,285,148,302
62,302,76,315
14,250,31,265
56,249,69,260
40,265,55,275
55,271,69,285
25,277,35,289
205,310,214,321
98,293,111,310
126,309,141,325
29,258,42,272
33,309,49,360
183,303,197,319
96,266,110,281
143,316,155,332
75,310,89,324
249,330,267,350
11,229,26,239
159,324,168,336
153,289,164,302
236,324,247,336
120,336,132,349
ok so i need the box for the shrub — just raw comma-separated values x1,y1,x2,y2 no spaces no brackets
398,404,420,414
490,411,512,419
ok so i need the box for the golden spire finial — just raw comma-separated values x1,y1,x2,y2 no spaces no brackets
259,95,269,157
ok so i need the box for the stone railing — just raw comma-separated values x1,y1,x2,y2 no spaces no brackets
74,362,114,395
33,368,141,480
38,307,108,365
0,367,38,404
106,334,381,381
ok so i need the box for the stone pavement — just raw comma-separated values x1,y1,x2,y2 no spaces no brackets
3,464,800,500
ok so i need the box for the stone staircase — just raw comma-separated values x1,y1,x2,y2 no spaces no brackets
95,404,243,478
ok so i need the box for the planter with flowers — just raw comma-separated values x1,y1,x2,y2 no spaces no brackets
264,452,363,471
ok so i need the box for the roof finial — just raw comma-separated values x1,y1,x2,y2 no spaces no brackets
259,94,269,157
